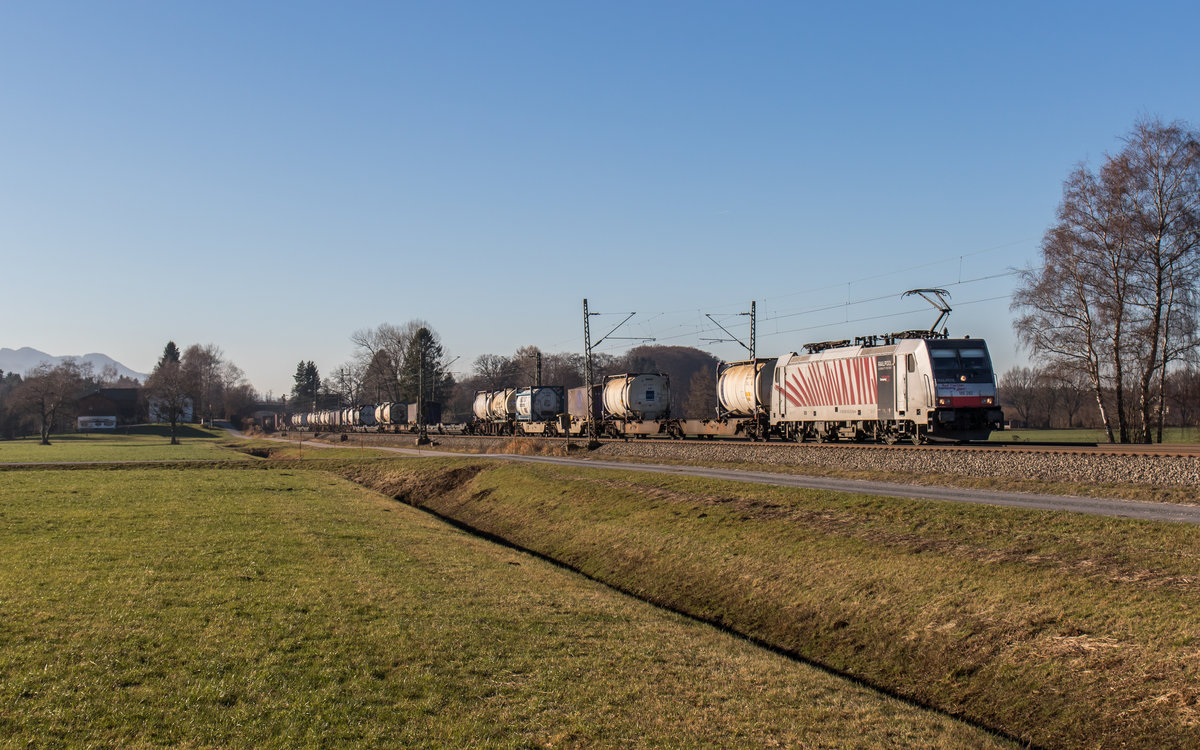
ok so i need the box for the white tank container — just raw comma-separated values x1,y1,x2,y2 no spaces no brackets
488,388,516,420
515,387,563,420
387,403,408,424
717,359,777,416
473,392,492,420
603,373,670,420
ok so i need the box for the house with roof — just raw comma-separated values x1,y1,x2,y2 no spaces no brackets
76,388,144,430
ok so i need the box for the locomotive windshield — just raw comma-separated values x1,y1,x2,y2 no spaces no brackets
928,344,993,383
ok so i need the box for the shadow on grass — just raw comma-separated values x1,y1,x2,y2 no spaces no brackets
115,424,220,438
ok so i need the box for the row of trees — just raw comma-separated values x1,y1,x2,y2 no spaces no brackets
999,364,1200,430
1013,118,1200,443
0,342,257,445
291,321,729,423
453,343,722,420
2,358,142,443
145,342,258,443
0,360,97,443
291,322,456,414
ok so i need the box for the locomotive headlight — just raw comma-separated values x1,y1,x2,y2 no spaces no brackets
983,396,994,406
938,397,947,406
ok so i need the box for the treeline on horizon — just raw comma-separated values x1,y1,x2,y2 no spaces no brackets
0,342,257,443
288,319,725,421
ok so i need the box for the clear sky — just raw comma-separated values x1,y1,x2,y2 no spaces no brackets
3,1,1198,397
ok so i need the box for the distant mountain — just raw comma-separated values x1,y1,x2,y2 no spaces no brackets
0,347,149,383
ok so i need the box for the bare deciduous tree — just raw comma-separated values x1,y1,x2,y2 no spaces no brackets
182,344,224,425
350,321,431,402
146,359,191,444
1013,118,1200,443
14,360,90,445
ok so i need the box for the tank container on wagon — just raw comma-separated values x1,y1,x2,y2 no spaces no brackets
472,391,493,421
515,386,564,421
360,405,377,427
602,373,670,420
407,402,442,425
568,385,603,423
717,358,778,417
373,403,393,425
488,388,517,420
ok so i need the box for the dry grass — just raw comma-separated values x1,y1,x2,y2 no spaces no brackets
485,437,570,457
337,458,1200,750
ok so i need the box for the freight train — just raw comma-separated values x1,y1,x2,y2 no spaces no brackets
285,330,1003,444
287,401,441,434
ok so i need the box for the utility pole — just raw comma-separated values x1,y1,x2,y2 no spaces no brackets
416,348,430,445
584,299,596,449
702,300,757,359
535,351,542,388
750,300,756,360
582,298,653,450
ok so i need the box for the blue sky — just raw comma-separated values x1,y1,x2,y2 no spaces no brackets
3,1,1198,397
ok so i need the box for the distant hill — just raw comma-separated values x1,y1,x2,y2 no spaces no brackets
0,347,149,383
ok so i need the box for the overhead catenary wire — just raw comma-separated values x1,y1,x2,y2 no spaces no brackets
530,239,1030,358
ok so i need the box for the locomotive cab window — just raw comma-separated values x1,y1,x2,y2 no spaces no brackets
929,345,993,383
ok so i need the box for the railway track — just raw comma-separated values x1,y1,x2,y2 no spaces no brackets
285,429,1200,458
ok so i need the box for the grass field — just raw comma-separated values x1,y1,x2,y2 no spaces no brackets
223,436,400,460
992,426,1200,443
340,458,1200,749
0,427,249,464
0,465,1010,748
0,429,402,464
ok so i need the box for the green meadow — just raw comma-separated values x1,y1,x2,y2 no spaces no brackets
0,463,1010,749
0,426,247,464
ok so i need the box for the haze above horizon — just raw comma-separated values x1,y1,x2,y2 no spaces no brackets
3,1,1198,397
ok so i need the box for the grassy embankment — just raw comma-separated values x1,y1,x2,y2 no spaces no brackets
581,452,1200,505
0,466,1008,748
284,431,1200,505
337,458,1200,750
